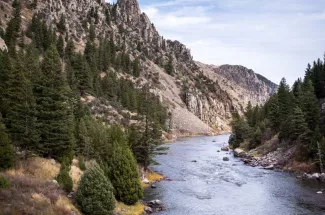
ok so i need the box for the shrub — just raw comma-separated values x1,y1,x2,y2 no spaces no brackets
78,157,86,171
56,165,73,193
76,166,115,215
0,175,10,190
108,141,143,205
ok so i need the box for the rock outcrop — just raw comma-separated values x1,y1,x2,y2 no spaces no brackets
0,0,277,134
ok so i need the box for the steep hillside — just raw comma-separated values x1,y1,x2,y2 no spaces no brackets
0,0,277,134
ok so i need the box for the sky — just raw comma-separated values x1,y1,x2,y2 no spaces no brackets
107,0,325,85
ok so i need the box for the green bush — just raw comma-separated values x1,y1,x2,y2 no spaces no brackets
108,140,143,205
0,175,10,190
78,157,86,171
76,166,115,215
56,165,73,193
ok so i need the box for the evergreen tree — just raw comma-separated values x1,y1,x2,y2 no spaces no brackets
57,15,66,33
3,56,39,149
165,56,174,75
65,38,75,60
107,126,143,205
76,118,91,157
267,94,280,131
132,58,140,77
301,78,320,131
35,45,73,158
4,0,22,53
287,107,310,143
76,166,115,215
56,35,64,58
0,113,15,171
71,53,93,93
277,78,294,125
89,24,95,42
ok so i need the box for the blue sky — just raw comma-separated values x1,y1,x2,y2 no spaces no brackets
108,0,325,85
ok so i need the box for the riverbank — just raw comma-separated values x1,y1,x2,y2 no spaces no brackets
231,137,325,182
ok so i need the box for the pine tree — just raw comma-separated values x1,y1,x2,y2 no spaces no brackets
57,15,66,34
132,58,140,77
76,118,91,158
165,56,174,75
3,56,39,150
287,107,310,143
300,78,320,131
277,78,295,126
65,38,75,60
107,126,143,205
267,94,280,131
0,113,15,171
89,24,95,42
71,53,93,93
108,141,143,205
35,45,73,158
0,51,10,115
4,0,22,52
56,35,64,58
76,166,115,215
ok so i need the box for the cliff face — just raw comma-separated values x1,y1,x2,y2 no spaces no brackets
0,0,277,134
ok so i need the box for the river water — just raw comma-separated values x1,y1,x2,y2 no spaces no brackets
144,134,325,215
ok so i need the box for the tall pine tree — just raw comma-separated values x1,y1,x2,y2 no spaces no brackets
35,45,73,158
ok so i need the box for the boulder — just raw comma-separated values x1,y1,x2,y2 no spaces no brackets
221,146,229,151
217,150,220,152
320,173,325,182
151,184,157,189
311,173,320,180
191,160,197,163
223,157,229,161
142,178,149,184
149,199,163,207
0,37,7,52
145,207,153,213
234,148,247,158
264,165,274,170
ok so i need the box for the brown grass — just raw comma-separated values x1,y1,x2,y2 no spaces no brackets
17,157,61,181
0,157,82,215
142,170,164,188
115,202,145,215
70,159,84,191
284,160,315,173
256,134,279,155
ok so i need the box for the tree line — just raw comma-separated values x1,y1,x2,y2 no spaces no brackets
230,54,325,171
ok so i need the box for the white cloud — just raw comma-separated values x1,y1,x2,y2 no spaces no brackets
138,0,325,85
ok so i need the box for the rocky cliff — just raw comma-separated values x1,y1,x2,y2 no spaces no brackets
0,0,277,134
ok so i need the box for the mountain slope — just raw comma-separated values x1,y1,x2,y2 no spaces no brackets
0,0,277,134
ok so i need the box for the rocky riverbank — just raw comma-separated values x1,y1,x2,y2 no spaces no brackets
231,146,325,183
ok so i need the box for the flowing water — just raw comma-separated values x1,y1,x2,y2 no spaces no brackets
144,135,325,215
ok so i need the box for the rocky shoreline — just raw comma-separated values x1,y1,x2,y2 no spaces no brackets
232,147,325,183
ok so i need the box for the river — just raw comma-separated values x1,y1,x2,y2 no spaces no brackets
144,134,325,215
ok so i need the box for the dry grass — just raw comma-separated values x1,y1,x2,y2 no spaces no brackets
17,157,61,181
142,170,164,188
0,156,82,215
70,159,84,191
115,201,145,215
0,172,81,215
284,160,315,173
256,134,279,155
